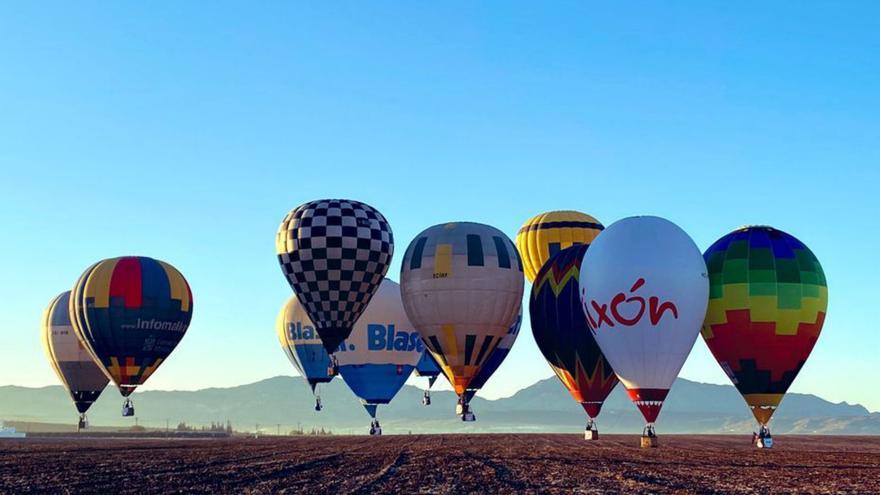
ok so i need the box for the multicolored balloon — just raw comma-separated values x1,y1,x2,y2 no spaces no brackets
531,245,617,426
276,199,393,353
579,216,708,433
70,256,193,413
276,295,334,410
336,279,422,431
41,291,109,426
400,222,523,419
516,210,603,282
702,226,827,426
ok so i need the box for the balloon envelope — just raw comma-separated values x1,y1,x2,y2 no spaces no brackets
414,349,441,379
42,291,109,414
400,222,524,396
276,295,334,393
466,306,522,393
579,216,708,424
71,256,193,397
516,210,603,282
531,245,617,419
276,199,394,353
336,280,422,417
702,226,827,425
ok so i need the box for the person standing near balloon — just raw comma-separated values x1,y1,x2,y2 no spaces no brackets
276,199,394,374
702,226,827,448
579,216,708,447
400,222,523,422
42,291,109,430
70,256,194,417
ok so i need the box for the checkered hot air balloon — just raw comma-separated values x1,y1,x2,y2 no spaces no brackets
70,256,193,416
701,226,827,428
276,199,394,354
530,244,618,433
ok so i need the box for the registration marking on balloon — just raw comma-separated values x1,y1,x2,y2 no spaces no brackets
582,278,679,330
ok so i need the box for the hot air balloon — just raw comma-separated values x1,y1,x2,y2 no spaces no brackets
336,279,422,435
277,295,334,411
276,199,394,366
414,350,441,405
516,210,603,282
702,226,827,448
531,244,618,439
70,256,193,416
41,291,109,430
461,306,522,404
579,216,708,446
400,222,524,421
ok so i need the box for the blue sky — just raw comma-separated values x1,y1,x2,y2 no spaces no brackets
1,2,877,411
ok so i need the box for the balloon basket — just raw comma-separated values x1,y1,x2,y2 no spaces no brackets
122,398,135,417
584,429,599,441
756,437,773,449
456,402,476,422
640,435,658,448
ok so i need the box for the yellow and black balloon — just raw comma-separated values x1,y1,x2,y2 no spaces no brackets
516,211,604,282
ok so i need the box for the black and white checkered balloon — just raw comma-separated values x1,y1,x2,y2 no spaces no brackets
276,199,394,353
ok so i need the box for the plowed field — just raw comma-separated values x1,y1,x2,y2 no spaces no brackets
2,434,878,494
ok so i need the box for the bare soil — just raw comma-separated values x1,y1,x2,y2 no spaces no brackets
1,434,878,494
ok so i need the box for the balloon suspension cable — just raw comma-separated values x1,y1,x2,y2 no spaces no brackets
643,423,656,438
586,418,596,431
78,413,87,431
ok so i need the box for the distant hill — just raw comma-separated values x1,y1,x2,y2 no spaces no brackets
2,376,877,435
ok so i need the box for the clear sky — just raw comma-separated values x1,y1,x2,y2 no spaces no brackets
1,2,877,411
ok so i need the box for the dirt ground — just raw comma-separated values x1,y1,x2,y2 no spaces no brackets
1,434,878,494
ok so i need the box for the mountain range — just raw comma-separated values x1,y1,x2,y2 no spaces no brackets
2,376,877,435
